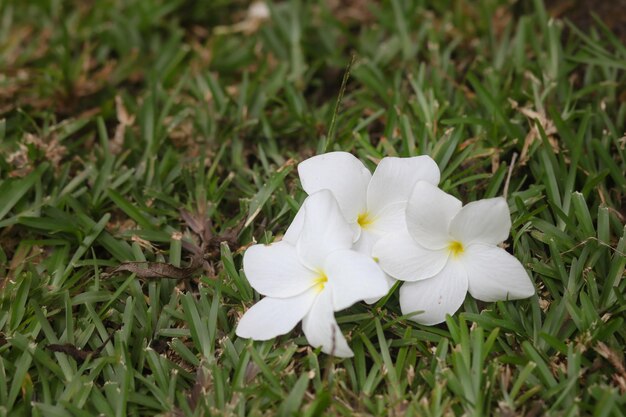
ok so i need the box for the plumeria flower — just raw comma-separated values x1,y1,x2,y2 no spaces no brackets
283,151,440,299
372,181,535,325
236,190,388,357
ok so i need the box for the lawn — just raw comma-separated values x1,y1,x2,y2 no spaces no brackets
0,0,625,416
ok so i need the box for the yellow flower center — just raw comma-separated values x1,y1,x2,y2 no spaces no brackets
357,212,375,229
448,240,464,258
313,272,328,292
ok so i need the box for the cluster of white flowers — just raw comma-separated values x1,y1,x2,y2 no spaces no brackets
236,152,535,357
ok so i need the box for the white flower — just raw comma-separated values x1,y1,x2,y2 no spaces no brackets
283,151,440,300
236,190,388,357
372,181,535,325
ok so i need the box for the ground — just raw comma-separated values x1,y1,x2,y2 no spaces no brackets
0,0,625,416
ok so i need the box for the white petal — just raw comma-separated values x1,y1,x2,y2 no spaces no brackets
236,290,317,340
298,152,371,222
350,221,362,243
296,190,354,269
243,242,317,297
285,198,359,246
399,261,468,325
366,201,408,238
282,205,305,245
463,244,535,302
367,156,440,215
449,198,511,246
406,181,462,250
364,273,396,304
372,230,449,282
356,203,420,261
354,229,396,304
353,229,377,256
302,290,353,357
323,249,389,311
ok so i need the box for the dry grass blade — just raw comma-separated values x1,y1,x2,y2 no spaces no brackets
180,208,213,245
187,365,212,411
594,342,626,393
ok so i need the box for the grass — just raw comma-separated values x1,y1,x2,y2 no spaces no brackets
0,0,625,415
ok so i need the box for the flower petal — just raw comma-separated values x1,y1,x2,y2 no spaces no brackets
298,152,371,222
449,197,511,246
364,273,396,304
353,230,397,304
282,206,305,245
366,201,408,238
399,261,468,325
372,230,449,281
236,289,317,340
302,290,353,357
296,190,354,269
406,181,462,249
323,249,389,311
367,156,440,215
244,242,317,297
285,199,360,246
353,228,377,256
355,202,414,258
463,244,535,302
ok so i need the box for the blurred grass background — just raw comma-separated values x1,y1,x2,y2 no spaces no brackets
0,0,625,416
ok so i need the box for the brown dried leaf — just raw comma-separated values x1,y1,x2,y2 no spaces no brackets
7,133,67,176
47,344,94,362
517,106,559,165
111,95,135,155
525,400,546,417
181,239,203,257
6,143,31,178
213,1,270,35
180,205,244,258
595,342,626,393
47,332,114,363
326,0,374,24
108,260,202,280
244,361,261,384
151,339,169,355
187,365,212,411
180,208,213,245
